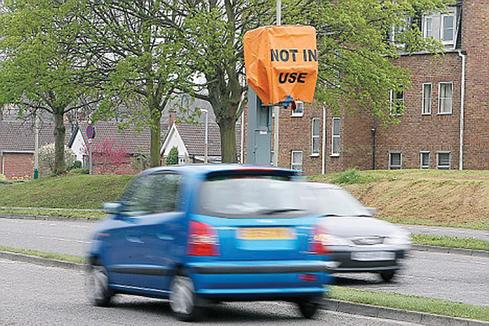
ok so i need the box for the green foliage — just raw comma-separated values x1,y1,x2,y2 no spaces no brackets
0,0,97,174
166,147,179,165
412,234,489,251
327,169,378,185
0,174,132,209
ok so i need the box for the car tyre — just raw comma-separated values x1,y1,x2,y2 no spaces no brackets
380,271,396,282
170,275,202,322
297,299,319,319
86,264,113,307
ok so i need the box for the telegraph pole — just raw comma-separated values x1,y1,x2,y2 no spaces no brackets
272,0,281,167
33,113,39,179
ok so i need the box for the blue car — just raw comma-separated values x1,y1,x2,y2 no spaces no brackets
85,165,330,321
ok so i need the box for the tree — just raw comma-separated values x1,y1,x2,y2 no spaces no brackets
166,147,179,165
89,138,130,174
39,143,77,176
180,0,449,162
0,0,97,174
79,0,192,167
179,0,273,163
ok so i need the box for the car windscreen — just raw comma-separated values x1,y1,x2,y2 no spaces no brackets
312,188,370,217
198,176,316,218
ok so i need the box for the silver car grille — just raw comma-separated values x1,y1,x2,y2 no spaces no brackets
350,236,385,246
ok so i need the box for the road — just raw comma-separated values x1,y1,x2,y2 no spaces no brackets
0,259,419,326
0,218,488,306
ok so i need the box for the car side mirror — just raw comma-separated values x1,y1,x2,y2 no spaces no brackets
366,207,377,217
103,202,124,215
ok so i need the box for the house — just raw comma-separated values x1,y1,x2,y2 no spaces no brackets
161,120,242,164
0,121,68,179
266,1,487,174
69,121,167,174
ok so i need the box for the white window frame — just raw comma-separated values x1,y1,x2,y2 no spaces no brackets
422,83,432,115
291,151,303,171
420,151,430,169
440,13,456,46
291,101,304,117
438,82,453,115
423,16,433,38
389,90,404,116
389,152,402,170
331,117,341,156
436,151,451,170
311,118,320,156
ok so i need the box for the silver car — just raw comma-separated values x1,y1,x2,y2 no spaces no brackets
308,183,411,282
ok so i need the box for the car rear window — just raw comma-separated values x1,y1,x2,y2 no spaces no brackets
198,175,315,218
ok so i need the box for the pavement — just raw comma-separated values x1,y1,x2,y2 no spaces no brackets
0,217,488,306
0,259,420,326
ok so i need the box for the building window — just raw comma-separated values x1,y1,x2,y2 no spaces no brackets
437,152,451,170
423,16,433,38
311,118,320,156
291,151,303,171
331,117,341,156
390,90,404,116
389,152,402,170
420,152,430,169
438,82,453,114
441,14,455,44
291,101,304,117
422,83,432,115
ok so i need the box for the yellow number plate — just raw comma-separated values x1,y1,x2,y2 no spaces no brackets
237,228,295,240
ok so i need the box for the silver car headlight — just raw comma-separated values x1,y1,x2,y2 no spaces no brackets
385,231,411,245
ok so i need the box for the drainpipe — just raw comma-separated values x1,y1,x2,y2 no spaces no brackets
458,50,466,170
240,110,245,164
321,106,327,174
371,128,377,170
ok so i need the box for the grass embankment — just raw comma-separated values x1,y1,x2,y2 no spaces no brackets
311,169,489,230
330,286,489,322
0,174,132,210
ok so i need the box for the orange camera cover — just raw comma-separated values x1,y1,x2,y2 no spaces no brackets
244,25,318,105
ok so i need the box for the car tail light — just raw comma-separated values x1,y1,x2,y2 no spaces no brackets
310,224,329,255
187,221,219,256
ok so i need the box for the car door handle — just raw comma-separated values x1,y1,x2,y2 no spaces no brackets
126,236,143,244
157,234,174,241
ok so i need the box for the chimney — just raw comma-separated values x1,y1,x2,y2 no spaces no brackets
169,109,177,126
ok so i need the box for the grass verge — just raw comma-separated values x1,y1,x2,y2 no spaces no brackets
0,245,85,264
412,234,489,251
329,286,489,322
0,207,104,220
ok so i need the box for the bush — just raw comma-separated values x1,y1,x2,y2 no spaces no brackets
67,168,89,175
329,169,377,185
70,161,82,170
166,147,179,165
132,153,151,171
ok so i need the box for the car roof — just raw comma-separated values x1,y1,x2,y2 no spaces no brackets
140,164,297,177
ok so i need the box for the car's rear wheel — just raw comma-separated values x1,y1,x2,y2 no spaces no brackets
170,275,201,321
85,264,113,307
379,271,396,282
296,298,319,319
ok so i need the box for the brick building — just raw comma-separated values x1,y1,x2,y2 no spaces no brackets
0,121,65,179
272,0,488,175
